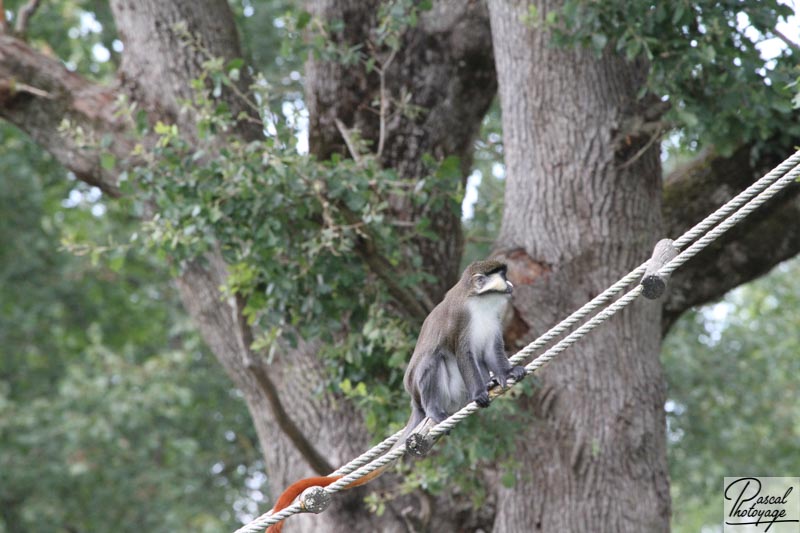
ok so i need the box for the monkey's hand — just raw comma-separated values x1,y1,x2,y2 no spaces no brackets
472,390,491,408
488,366,527,391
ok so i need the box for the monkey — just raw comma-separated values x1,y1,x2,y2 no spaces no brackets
403,259,526,425
264,259,525,533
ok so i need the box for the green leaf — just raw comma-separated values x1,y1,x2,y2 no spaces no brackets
625,39,642,60
154,121,172,135
296,11,312,30
100,153,116,171
671,3,685,25
227,58,245,71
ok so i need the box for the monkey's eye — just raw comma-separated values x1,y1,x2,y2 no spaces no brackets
473,274,486,288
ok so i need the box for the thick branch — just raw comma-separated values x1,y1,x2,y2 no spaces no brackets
662,143,800,332
0,35,129,195
234,294,334,475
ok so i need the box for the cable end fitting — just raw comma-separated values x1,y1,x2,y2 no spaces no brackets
300,486,332,514
406,431,434,457
641,239,679,299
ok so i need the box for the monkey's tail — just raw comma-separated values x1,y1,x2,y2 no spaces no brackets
264,465,391,533
265,411,428,532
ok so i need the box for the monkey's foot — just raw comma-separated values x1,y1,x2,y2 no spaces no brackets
472,390,491,407
509,365,526,383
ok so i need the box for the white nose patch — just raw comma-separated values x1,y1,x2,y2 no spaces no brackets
479,273,509,294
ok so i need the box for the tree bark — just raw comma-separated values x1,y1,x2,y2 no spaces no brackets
110,0,261,140
488,0,670,531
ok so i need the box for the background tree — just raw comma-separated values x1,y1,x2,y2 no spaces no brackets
0,125,261,533
664,257,800,532
1,0,798,532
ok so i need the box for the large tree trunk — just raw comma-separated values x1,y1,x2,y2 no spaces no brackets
488,1,670,531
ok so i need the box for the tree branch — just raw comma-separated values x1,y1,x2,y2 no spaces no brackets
334,117,363,165
0,34,129,196
661,142,800,333
338,204,435,322
355,234,434,321
234,294,334,476
14,0,42,37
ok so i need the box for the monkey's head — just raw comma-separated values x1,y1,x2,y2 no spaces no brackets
462,260,513,297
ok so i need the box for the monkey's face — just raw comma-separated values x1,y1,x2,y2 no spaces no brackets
470,270,513,297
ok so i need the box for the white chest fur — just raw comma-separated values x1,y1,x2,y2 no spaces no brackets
434,294,509,414
466,294,507,352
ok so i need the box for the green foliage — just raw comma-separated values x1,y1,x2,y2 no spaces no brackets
544,0,798,154
4,0,119,80
124,51,459,385
334,305,415,434
663,258,800,532
1,338,259,533
0,125,260,532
